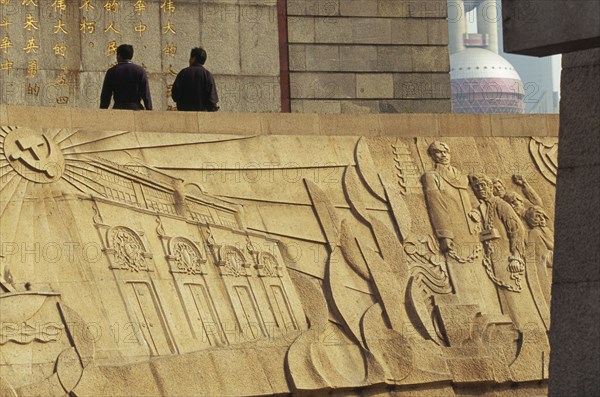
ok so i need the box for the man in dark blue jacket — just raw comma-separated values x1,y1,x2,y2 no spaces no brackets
100,44,152,110
172,47,219,112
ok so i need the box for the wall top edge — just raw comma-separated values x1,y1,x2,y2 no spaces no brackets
0,104,559,138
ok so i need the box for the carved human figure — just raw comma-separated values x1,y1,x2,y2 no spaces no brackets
469,173,548,333
524,205,553,307
422,142,477,252
497,175,543,219
504,192,527,218
492,178,508,200
513,174,543,207
421,142,501,315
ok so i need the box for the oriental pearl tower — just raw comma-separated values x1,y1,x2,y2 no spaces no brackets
448,0,524,113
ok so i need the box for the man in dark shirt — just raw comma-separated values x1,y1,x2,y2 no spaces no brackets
100,44,152,110
172,47,219,112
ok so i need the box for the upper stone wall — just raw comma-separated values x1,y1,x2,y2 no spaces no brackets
0,0,281,111
287,0,451,113
0,0,451,113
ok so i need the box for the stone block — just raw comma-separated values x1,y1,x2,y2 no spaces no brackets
427,19,449,45
216,75,281,112
562,47,600,69
394,74,429,99
260,113,320,135
314,18,353,43
409,0,447,18
290,72,356,99
291,99,342,113
490,114,549,137
289,45,307,71
7,105,71,128
288,17,316,43
71,108,135,131
546,114,559,137
376,46,413,72
549,281,600,395
379,99,451,113
503,0,600,56
391,19,429,45
201,4,241,75
340,46,378,72
379,113,439,136
394,73,449,99
553,164,600,283
356,74,394,99
377,0,411,17
339,0,379,17
148,73,167,112
287,0,340,16
2,69,63,108
240,5,280,76
198,112,262,135
340,100,381,113
351,18,392,44
305,45,340,71
437,114,492,137
555,55,600,168
412,46,450,72
318,113,381,135
134,111,199,133
77,72,106,110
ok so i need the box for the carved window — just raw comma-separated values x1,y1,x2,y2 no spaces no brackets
255,252,282,278
106,226,152,272
217,246,251,277
167,237,206,275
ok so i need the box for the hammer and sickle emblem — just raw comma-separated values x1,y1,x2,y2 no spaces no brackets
8,134,58,178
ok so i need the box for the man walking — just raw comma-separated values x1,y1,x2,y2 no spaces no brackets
172,47,219,112
100,44,152,110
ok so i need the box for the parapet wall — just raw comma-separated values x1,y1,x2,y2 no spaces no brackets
0,105,558,136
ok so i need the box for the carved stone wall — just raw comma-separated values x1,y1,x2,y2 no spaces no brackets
0,0,450,113
0,110,557,396
0,0,281,111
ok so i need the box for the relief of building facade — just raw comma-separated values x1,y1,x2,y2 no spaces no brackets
0,125,556,396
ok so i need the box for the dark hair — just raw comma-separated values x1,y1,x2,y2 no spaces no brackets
117,44,134,60
190,47,207,65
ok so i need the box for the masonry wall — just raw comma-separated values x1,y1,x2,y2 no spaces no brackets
0,0,451,113
0,0,281,112
287,0,451,113
549,47,600,397
0,104,557,136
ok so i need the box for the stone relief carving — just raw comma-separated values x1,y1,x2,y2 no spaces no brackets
391,138,419,195
0,126,555,396
168,237,206,275
106,226,151,272
215,245,250,277
529,137,559,185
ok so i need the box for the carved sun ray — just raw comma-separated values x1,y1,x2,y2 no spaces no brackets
60,130,131,153
0,179,31,257
0,172,22,217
